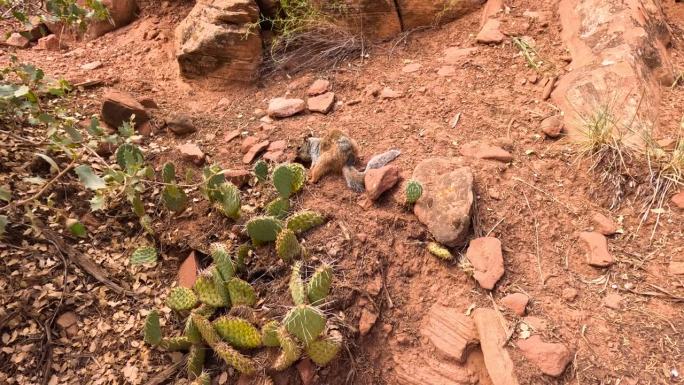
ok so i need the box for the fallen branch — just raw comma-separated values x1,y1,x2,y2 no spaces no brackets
144,359,185,385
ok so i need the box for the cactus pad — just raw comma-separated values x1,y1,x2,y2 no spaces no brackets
184,316,202,344
130,246,157,265
287,163,306,193
216,182,241,219
286,210,325,234
427,242,453,261
276,228,302,263
162,184,188,212
307,264,333,305
405,179,423,204
261,321,281,347
272,327,302,371
187,344,206,379
166,287,198,311
162,162,176,184
194,271,229,307
214,341,257,374
235,243,251,273
283,305,326,345
253,160,268,182
246,216,283,245
211,243,235,281
227,277,257,307
265,197,290,219
143,310,162,346
159,336,192,351
194,304,216,318
191,314,221,347
289,261,307,306
272,164,296,199
191,372,210,385
306,336,341,366
213,316,262,349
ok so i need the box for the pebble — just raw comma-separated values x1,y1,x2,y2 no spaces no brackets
307,92,335,114
402,63,422,73
540,116,564,138
359,308,378,336
307,79,330,96
579,231,614,267
364,165,401,201
166,113,196,135
81,61,103,70
501,293,529,316
242,141,269,164
476,19,505,44
267,97,306,118
591,212,618,235
466,237,505,290
561,287,578,302
671,191,684,209
604,293,622,310
380,87,403,99
178,143,205,165
516,335,573,377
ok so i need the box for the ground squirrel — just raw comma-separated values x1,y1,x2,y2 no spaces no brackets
298,130,400,192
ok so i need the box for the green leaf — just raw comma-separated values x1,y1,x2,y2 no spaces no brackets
162,185,187,212
75,165,106,190
0,215,7,237
118,119,134,138
129,192,145,217
162,163,176,184
130,246,157,265
116,143,144,174
35,153,59,174
0,186,10,202
87,116,104,136
89,193,105,211
66,218,87,238
64,124,83,143
14,85,30,98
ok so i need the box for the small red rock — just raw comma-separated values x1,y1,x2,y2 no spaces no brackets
402,63,422,73
307,79,330,96
591,212,618,235
101,89,150,129
604,293,622,310
579,231,614,267
476,19,505,44
460,141,513,162
56,311,78,329
540,116,564,138
307,92,335,114
359,308,378,336
268,140,287,152
421,304,479,363
138,97,158,109
178,143,205,165
501,293,529,316
225,129,240,143
364,165,401,201
242,141,269,164
672,191,684,209
296,359,315,385
561,288,578,302
267,97,306,118
466,237,505,290
380,87,403,99
223,170,251,188
5,32,29,48
669,261,684,276
240,136,259,154
178,251,198,288
516,335,573,377
35,34,60,51
443,47,478,64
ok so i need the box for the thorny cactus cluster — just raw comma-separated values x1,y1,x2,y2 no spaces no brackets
144,161,339,383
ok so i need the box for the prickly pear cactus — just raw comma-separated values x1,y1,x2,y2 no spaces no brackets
235,243,250,273
405,179,423,204
261,320,281,347
307,264,333,305
184,315,202,344
130,245,157,265
159,336,193,351
194,271,229,307
217,182,241,219
191,372,210,385
306,336,341,366
427,242,453,261
226,277,257,307
143,310,162,346
211,266,230,304
276,228,302,263
214,341,257,374
192,314,221,346
162,184,188,212
211,243,235,281
283,304,326,345
166,287,198,311
289,261,307,306
286,210,325,234
246,216,283,245
287,163,306,193
272,327,302,371
272,164,296,199
187,344,206,379
201,164,226,202
162,162,176,184
254,160,268,182
213,316,262,349
265,197,290,219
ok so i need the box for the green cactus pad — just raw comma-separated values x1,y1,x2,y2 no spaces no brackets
159,336,192,351
272,164,296,199
193,271,229,307
201,164,225,202
283,304,326,345
427,242,453,261
289,261,307,306
213,316,262,349
187,344,206,379
166,287,198,311
184,316,202,344
211,266,231,304
272,327,302,371
194,304,216,318
210,243,235,281
235,243,251,273
130,246,157,265
214,341,257,374
253,160,268,182
143,310,162,346
265,197,290,219
286,210,326,234
405,179,423,204
191,314,221,347
216,182,241,219
307,264,333,305
306,336,341,366
228,305,258,324
226,277,257,307
162,162,176,184
276,228,302,263
287,163,306,193
162,184,188,212
191,372,210,385
246,216,283,245
261,320,281,347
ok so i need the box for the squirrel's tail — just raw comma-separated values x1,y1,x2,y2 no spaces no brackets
364,149,401,172
342,166,366,193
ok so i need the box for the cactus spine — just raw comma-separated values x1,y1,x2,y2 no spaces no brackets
289,261,307,306
307,264,333,305
166,287,198,311
306,336,342,366
276,228,302,263
191,314,221,347
226,277,257,307
191,372,210,385
213,316,262,349
272,327,302,371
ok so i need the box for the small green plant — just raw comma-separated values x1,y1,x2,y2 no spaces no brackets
405,180,423,204
253,159,268,182
427,242,453,261
161,162,188,213
130,245,157,265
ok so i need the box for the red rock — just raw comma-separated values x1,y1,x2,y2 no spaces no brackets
166,114,196,135
522,316,548,332
242,141,269,164
101,89,150,129
480,0,504,25
359,308,378,336
178,143,205,165
669,261,684,276
225,130,240,143
241,136,259,154
35,35,60,51
591,212,618,235
267,97,306,118
579,231,614,267
672,192,684,209
307,79,329,96
268,140,287,152
263,150,284,162
476,19,504,44
56,311,78,329
224,170,251,188
540,116,564,138
178,251,198,288
5,33,29,48
604,293,622,310
307,92,335,114
394,352,479,385
138,97,158,109
421,305,479,363
364,165,401,201
380,87,403,99
437,66,456,77
516,335,573,377
296,359,315,385
561,288,578,302
402,63,422,73
501,293,529,316
460,141,513,162
466,237,505,290
472,308,520,385
81,61,102,71
443,47,478,64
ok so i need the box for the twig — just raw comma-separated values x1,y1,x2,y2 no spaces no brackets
512,176,577,214
520,189,544,287
485,217,505,237
9,159,77,208
144,359,185,385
